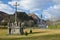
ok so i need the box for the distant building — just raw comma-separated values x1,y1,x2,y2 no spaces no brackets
38,19,47,28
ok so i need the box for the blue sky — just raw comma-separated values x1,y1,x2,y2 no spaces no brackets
0,0,11,4
0,0,60,20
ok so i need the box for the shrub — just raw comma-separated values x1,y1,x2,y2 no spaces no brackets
25,31,28,36
30,29,32,33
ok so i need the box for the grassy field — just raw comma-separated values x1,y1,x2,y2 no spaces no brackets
48,25,60,29
0,34,60,40
0,29,60,40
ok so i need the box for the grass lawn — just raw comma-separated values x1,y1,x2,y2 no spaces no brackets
0,34,60,40
0,29,60,40
48,25,60,29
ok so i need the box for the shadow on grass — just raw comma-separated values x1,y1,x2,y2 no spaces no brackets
28,31,49,34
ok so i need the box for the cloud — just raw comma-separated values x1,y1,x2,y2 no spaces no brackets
53,0,60,4
43,5,60,20
8,0,55,18
0,1,14,14
8,1,19,6
0,1,2,3
8,0,53,10
7,0,60,20
42,0,60,20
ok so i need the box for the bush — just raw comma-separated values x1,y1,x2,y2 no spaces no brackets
30,29,32,33
25,31,28,36
0,22,7,26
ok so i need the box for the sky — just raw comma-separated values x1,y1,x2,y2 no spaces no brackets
0,0,60,20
